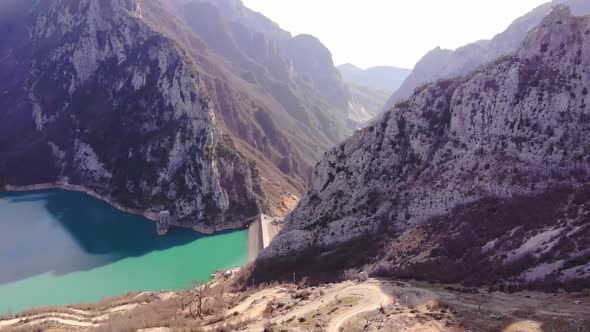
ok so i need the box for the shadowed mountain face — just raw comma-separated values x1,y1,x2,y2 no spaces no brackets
338,64,411,93
0,0,371,223
141,0,377,210
259,7,590,290
171,0,350,144
172,0,388,131
0,0,266,231
384,0,590,111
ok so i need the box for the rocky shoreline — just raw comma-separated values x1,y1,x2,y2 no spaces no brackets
1,183,257,234
1,182,262,259
2,183,161,222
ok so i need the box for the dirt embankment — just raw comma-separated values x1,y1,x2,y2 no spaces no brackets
1,277,588,332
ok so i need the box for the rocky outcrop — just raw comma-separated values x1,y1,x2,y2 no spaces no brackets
0,0,261,232
259,7,590,288
384,0,590,111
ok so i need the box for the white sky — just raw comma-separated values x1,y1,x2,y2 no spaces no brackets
242,0,549,69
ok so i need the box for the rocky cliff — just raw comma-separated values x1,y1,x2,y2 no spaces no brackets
173,0,391,137
384,0,590,111
172,0,349,144
0,0,261,232
258,6,590,288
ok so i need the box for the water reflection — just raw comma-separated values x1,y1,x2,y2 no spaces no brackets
0,190,203,285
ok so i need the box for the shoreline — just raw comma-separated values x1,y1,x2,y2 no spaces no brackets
2,183,160,221
1,183,263,260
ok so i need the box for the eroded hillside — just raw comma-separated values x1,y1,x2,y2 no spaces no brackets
0,0,262,232
258,6,590,289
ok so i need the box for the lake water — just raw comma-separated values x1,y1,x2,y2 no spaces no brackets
0,189,248,314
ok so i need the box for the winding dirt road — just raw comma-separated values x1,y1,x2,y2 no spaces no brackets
325,282,393,332
0,292,172,330
207,279,396,332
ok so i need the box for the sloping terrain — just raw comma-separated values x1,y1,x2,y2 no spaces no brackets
1,277,588,332
347,83,391,125
171,0,350,144
339,64,411,124
258,6,590,288
0,0,365,226
0,0,261,232
338,63,411,93
384,0,590,111
141,0,366,208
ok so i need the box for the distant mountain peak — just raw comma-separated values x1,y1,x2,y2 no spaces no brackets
384,0,590,112
337,63,411,94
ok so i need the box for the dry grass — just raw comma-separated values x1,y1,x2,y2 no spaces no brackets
90,278,265,332
2,322,66,332
278,296,361,331
0,273,268,332
91,297,199,332
7,292,159,320
72,292,158,311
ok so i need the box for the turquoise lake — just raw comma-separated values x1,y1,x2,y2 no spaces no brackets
0,189,248,314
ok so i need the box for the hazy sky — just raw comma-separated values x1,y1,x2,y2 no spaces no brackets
242,0,549,69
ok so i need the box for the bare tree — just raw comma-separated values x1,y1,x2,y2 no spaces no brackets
182,281,210,318
476,294,486,312
191,281,210,318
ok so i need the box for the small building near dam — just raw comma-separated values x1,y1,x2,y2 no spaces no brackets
157,210,170,235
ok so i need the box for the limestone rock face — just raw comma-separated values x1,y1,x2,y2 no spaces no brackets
384,0,590,111
0,0,261,232
260,7,590,287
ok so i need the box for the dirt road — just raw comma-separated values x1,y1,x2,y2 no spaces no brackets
0,292,172,330
325,282,393,332
208,279,395,332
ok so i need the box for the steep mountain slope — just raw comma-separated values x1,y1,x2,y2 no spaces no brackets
384,0,590,111
338,63,411,93
188,0,292,41
171,1,349,142
338,64,409,124
136,0,322,209
347,83,391,125
172,0,386,130
139,0,377,209
280,34,350,112
0,0,263,232
258,7,590,289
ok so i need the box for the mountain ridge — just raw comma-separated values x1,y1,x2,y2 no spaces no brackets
0,0,265,232
257,6,590,289
384,0,590,111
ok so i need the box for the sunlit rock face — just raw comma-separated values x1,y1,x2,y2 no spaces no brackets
260,7,590,288
384,0,590,111
0,0,261,232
